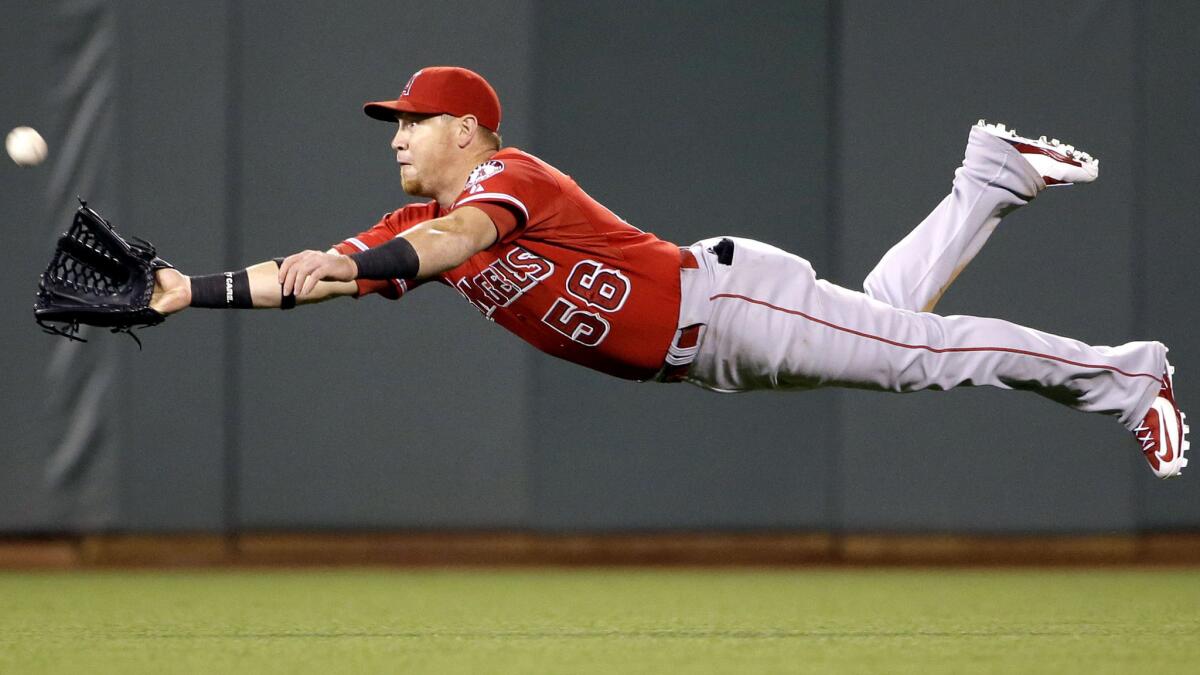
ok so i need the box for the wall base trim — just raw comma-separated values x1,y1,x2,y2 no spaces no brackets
2,532,1198,568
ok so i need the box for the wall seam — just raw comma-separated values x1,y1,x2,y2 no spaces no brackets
222,0,243,544
824,0,845,552
1129,0,1148,534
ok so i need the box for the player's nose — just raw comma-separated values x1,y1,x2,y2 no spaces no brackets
391,127,406,151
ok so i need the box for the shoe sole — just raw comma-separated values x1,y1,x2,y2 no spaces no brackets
975,119,1100,185
1163,362,1190,478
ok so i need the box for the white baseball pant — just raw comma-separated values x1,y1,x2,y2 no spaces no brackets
668,127,1165,430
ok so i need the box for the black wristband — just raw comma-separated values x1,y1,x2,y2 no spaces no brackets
272,257,296,310
190,270,253,309
349,236,419,280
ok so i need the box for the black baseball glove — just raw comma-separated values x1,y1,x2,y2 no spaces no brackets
34,199,173,346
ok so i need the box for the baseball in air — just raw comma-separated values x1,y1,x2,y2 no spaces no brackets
6,126,48,167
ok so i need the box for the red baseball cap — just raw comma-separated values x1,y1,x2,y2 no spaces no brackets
363,66,502,131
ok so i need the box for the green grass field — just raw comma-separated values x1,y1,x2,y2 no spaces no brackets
1,568,1197,674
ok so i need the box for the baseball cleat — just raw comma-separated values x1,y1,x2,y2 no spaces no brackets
1133,360,1189,479
976,119,1099,187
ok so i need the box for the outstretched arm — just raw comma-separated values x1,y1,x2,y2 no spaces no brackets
150,253,358,315
278,206,497,298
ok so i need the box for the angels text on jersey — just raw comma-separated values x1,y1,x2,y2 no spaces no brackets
452,247,633,348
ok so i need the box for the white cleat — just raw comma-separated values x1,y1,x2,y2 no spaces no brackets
1133,359,1189,479
976,119,1100,187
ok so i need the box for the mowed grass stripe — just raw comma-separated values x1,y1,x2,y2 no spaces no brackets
0,569,1196,674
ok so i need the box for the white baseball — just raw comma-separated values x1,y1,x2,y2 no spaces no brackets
6,126,48,167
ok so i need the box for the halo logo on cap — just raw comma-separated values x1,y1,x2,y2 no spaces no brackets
401,70,421,97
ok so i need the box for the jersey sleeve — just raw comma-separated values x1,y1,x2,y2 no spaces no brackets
456,202,519,241
448,156,560,244
330,202,437,299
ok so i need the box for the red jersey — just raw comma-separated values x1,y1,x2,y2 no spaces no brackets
332,147,683,381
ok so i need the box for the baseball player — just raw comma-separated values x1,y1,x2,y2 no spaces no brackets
149,66,1188,479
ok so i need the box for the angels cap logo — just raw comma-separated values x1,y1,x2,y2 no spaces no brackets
401,70,422,97
466,160,505,187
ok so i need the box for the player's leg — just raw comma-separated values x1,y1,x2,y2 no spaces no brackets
863,122,1098,312
681,237,1186,477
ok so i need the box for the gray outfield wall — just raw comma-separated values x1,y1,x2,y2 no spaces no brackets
1,0,1197,534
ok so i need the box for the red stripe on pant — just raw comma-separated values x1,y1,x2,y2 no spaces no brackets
709,292,1163,385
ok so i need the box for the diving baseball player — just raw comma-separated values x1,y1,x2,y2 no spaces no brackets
149,66,1188,479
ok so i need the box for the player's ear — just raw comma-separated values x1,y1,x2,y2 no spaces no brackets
455,115,479,149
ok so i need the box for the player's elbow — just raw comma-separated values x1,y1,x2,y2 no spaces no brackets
435,209,498,252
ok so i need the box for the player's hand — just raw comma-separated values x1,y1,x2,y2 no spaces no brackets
150,267,191,315
278,250,358,298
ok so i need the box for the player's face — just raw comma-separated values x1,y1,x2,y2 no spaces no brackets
392,113,456,197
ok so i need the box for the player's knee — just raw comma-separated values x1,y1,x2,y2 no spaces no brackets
862,274,921,312
862,273,889,302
